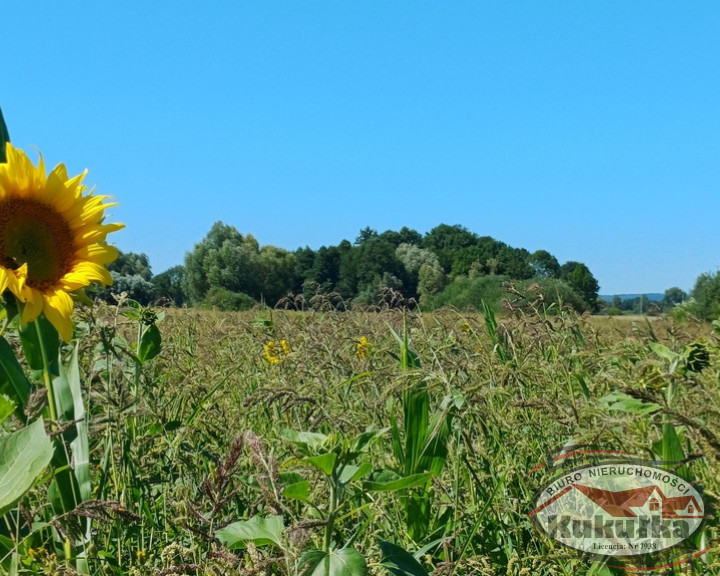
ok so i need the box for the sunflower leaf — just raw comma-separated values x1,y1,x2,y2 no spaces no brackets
299,548,367,576
215,515,285,549
0,337,31,418
0,105,9,163
138,323,162,363
0,418,54,516
19,315,60,379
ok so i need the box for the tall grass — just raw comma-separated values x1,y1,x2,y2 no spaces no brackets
2,287,719,575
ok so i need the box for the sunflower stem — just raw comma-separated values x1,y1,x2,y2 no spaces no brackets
34,319,58,423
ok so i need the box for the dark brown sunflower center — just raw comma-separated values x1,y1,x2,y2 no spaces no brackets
0,198,75,289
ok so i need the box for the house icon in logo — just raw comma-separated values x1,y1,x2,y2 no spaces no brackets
572,484,703,520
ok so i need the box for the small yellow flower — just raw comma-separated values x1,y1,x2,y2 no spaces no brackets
136,550,146,562
356,336,371,360
460,321,471,333
263,339,290,364
0,143,123,340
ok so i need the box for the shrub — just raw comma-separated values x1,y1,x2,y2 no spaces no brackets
202,287,256,311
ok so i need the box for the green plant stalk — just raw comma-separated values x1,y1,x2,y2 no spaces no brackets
324,480,338,553
31,319,59,423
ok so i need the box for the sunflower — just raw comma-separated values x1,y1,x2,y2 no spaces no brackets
0,143,123,341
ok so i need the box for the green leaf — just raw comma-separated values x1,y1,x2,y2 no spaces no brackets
283,480,310,501
0,336,31,416
0,105,9,163
300,547,367,576
0,418,53,515
403,383,430,476
305,452,338,476
338,462,373,484
365,472,431,492
64,346,91,502
649,342,678,362
350,428,388,453
52,370,76,430
0,395,15,426
281,429,328,455
138,323,162,363
48,464,82,516
387,324,421,371
19,315,60,378
216,514,284,549
378,541,429,576
599,391,661,415
661,421,692,480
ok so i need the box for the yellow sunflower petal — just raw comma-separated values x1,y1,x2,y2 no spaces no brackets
74,222,125,244
13,263,29,294
43,290,74,342
20,287,44,323
74,244,119,265
62,262,114,286
0,269,8,295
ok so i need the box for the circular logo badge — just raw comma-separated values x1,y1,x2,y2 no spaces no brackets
530,461,704,557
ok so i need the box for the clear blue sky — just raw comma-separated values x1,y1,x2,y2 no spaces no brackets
2,2,718,294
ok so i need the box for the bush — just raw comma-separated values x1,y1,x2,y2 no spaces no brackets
202,287,256,311
523,277,591,313
426,275,509,311
604,307,624,316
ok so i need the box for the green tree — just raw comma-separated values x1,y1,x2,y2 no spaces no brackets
151,265,187,306
662,287,687,311
396,243,446,300
528,250,561,279
691,271,720,320
96,250,155,304
418,259,446,301
257,246,297,304
293,246,316,292
108,251,153,280
352,235,409,302
307,246,343,294
422,224,479,274
560,261,599,312
355,226,378,245
497,246,533,279
185,222,261,303
107,273,156,305
378,227,423,247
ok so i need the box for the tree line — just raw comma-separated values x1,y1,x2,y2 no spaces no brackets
98,222,602,313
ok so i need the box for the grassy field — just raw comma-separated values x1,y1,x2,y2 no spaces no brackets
4,292,720,575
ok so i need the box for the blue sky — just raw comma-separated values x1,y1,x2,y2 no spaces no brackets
1,2,718,294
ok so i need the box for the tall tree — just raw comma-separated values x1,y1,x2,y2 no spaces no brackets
97,250,155,305
560,261,600,312
528,250,561,279
662,287,687,311
108,251,152,281
152,265,187,306
422,224,479,274
691,272,720,320
185,221,261,303
257,246,297,304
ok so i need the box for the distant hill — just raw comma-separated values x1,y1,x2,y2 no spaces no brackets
600,293,664,303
